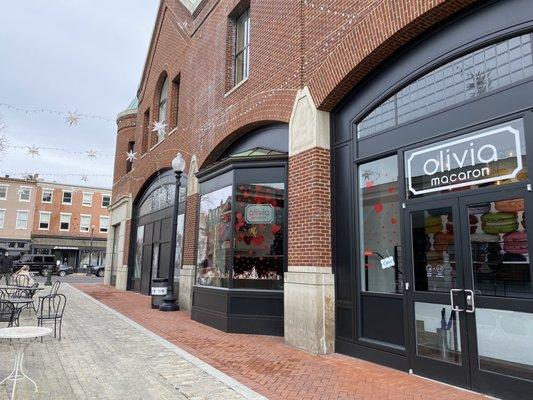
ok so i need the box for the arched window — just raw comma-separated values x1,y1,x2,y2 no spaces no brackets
357,33,533,138
158,77,169,125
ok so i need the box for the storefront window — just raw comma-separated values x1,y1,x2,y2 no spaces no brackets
196,186,233,287
133,225,144,279
358,155,403,293
358,33,533,138
174,213,184,282
405,119,527,198
233,183,285,290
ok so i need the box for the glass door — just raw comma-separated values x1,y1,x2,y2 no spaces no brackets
404,199,470,387
459,188,533,399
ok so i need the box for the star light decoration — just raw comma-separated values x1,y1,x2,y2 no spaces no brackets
361,169,372,181
86,149,98,160
152,120,167,142
0,135,8,158
27,145,40,158
66,111,81,126
80,174,89,182
126,150,137,163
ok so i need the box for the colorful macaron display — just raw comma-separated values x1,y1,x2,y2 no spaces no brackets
433,232,454,251
425,216,442,234
447,214,477,234
426,250,442,264
503,231,528,254
495,198,525,213
469,203,491,215
481,212,519,234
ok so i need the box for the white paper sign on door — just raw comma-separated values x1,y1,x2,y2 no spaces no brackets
380,256,395,270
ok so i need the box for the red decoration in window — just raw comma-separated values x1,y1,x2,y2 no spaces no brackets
365,180,374,188
391,217,397,225
374,203,383,213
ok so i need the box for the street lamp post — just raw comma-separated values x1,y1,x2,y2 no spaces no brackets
160,153,186,312
86,225,95,276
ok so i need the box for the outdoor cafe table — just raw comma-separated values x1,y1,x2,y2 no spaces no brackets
0,326,52,400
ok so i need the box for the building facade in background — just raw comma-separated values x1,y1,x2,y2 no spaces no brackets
32,182,111,271
107,1,533,398
0,176,37,256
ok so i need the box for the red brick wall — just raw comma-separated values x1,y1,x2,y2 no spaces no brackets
182,193,199,266
112,0,477,270
288,148,331,268
33,186,111,240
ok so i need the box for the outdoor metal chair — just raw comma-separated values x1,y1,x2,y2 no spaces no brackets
37,293,66,340
0,299,21,327
50,280,61,295
12,282,40,313
13,275,30,287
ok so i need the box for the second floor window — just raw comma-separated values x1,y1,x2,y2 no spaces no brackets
42,189,53,203
0,185,7,200
100,216,109,233
39,212,51,230
234,9,250,85
62,191,72,205
60,213,71,231
102,195,111,207
82,192,93,207
19,187,31,202
80,215,91,232
16,211,29,230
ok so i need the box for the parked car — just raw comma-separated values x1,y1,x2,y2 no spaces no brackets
89,264,105,278
13,255,57,276
55,264,74,277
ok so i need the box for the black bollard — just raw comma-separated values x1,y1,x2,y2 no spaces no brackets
44,264,53,286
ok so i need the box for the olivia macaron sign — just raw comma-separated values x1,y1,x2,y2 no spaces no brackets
406,120,526,196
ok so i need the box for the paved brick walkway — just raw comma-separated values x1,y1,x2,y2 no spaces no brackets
76,284,488,400
0,284,259,400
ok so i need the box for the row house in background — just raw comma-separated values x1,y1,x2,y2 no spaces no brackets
32,182,111,271
0,176,37,256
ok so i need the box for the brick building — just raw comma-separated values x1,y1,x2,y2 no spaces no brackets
107,1,533,398
31,182,111,271
0,176,38,256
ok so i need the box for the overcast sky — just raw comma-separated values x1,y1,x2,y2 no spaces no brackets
0,0,159,188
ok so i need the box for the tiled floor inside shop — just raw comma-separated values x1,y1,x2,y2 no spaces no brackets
76,284,489,400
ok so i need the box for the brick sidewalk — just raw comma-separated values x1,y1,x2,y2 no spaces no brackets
75,284,487,400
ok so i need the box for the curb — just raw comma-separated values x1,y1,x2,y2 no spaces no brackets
67,284,267,400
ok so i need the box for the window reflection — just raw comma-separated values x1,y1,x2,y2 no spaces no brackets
133,226,144,279
359,155,403,294
233,183,285,290
411,207,457,293
196,186,233,287
467,198,532,298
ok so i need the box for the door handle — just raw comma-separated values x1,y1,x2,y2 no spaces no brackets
450,289,464,312
465,289,475,313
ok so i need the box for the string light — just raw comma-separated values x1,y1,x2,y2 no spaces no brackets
0,102,113,123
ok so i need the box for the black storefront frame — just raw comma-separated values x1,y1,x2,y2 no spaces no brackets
192,155,288,336
331,0,533,392
127,169,187,295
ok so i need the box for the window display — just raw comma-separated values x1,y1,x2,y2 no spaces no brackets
233,183,285,290
133,225,144,279
358,155,403,293
196,186,233,287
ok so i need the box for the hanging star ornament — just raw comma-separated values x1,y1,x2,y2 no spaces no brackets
80,174,89,182
66,111,81,126
0,135,8,158
361,169,372,181
152,120,167,141
126,150,137,163
86,149,98,160
27,145,40,158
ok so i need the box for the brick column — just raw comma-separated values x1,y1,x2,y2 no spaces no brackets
285,87,335,355
179,155,199,311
